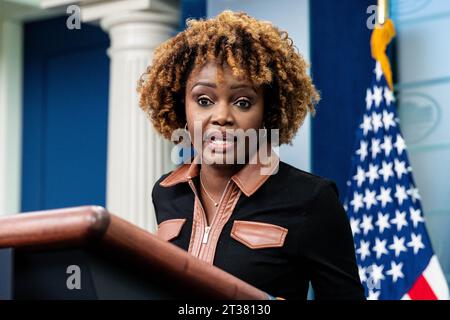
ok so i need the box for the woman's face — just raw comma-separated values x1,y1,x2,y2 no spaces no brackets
185,61,264,167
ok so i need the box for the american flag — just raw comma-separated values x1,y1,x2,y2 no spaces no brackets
343,23,449,300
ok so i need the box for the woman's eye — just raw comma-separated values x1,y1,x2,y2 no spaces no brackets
197,97,213,107
235,99,251,109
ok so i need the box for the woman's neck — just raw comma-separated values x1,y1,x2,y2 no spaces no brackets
199,163,243,197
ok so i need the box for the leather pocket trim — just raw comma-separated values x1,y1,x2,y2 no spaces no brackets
230,220,288,249
156,218,186,241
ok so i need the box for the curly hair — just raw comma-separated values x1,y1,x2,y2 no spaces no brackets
137,10,320,145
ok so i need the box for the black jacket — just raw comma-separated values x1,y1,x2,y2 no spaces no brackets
152,150,365,300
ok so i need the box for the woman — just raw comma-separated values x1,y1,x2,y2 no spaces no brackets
138,10,365,300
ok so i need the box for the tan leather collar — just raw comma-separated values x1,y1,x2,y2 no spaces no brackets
159,142,280,197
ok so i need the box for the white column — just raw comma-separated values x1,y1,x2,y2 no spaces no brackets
101,11,178,232
0,19,23,216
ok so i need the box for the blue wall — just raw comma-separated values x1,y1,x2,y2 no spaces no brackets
310,0,377,201
181,0,207,29
22,16,110,212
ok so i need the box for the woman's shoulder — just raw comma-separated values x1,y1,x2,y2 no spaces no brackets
274,160,340,200
272,162,347,224
151,170,176,200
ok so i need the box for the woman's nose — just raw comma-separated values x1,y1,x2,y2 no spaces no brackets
211,102,234,126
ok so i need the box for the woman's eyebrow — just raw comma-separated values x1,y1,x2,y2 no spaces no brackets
191,81,216,90
191,81,256,93
230,84,256,93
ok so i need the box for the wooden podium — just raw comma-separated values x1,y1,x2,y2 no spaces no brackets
0,206,269,300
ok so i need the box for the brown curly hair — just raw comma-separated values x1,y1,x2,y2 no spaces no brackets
137,10,320,145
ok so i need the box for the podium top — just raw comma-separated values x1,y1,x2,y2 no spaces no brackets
0,206,269,300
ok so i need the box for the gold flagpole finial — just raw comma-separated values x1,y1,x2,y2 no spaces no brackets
377,0,390,25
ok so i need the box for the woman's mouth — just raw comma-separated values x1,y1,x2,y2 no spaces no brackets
206,137,235,153
203,130,237,154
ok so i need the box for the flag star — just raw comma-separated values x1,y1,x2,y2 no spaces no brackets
372,86,384,107
360,114,373,135
375,211,391,233
384,87,395,106
386,261,404,283
360,214,374,235
366,164,380,184
376,186,393,208
407,233,425,254
367,290,380,300
382,110,396,131
371,112,383,133
409,207,424,228
381,135,393,157
373,238,389,259
350,191,364,213
356,140,368,162
363,188,378,210
356,239,371,261
394,134,407,155
391,210,408,231
371,138,382,159
366,88,374,110
353,166,366,187
370,263,386,285
394,184,408,205
389,235,407,257
394,159,408,179
374,62,383,81
407,185,421,202
379,161,394,183
350,217,361,236
358,266,367,283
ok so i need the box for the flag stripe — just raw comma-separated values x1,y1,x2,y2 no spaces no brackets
423,255,450,300
407,275,438,300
